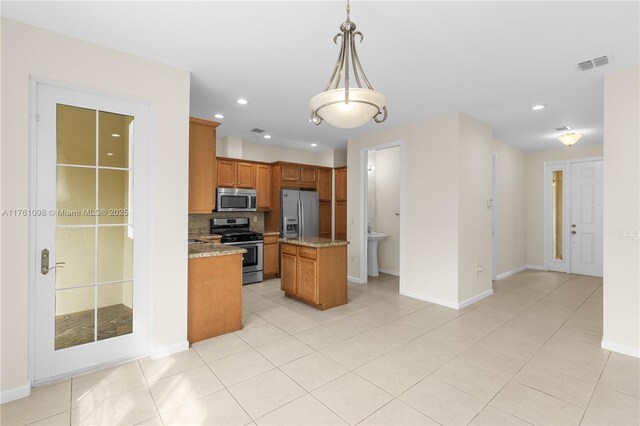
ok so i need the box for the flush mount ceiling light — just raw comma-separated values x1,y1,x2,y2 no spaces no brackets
236,98,248,105
214,113,224,119
531,105,545,111
309,0,387,129
263,134,272,139
558,132,583,146
310,143,318,147
111,133,121,137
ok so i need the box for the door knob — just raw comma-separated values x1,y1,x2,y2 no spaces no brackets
41,249,65,275
571,230,576,235
571,224,576,228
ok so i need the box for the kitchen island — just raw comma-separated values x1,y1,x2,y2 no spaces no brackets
188,241,246,343
279,237,349,310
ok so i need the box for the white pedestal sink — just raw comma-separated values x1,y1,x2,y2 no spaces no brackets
367,232,388,277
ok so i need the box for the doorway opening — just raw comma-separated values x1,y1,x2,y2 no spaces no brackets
361,141,404,293
544,158,603,276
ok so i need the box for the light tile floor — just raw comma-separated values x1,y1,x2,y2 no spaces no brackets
2,271,639,425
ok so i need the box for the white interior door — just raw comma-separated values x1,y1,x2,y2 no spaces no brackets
33,83,149,383
570,160,603,277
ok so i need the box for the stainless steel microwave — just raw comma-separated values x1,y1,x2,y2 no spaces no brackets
216,188,257,212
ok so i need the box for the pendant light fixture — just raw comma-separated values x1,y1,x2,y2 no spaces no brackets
310,0,387,129
558,132,583,146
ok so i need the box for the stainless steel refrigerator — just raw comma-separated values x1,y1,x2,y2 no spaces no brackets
281,189,319,238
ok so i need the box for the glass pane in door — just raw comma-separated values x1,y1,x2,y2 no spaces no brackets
55,287,95,350
552,170,563,261
97,282,133,341
54,104,134,350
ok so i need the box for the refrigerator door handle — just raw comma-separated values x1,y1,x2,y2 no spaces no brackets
301,199,305,237
297,200,302,237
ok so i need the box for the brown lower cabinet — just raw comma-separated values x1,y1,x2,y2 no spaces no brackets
188,253,242,343
263,235,279,279
280,242,347,310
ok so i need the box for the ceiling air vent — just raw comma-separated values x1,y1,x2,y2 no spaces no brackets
250,128,266,134
577,55,610,71
555,126,571,131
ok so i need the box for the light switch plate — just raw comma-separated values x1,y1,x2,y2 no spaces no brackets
620,228,640,240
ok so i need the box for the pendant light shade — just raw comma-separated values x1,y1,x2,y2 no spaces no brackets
310,88,387,129
310,1,387,129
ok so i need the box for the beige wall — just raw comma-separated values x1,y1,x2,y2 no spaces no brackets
348,113,493,307
492,140,527,276
458,115,494,302
602,67,639,356
1,19,191,395
366,148,401,274
525,143,604,267
217,137,346,168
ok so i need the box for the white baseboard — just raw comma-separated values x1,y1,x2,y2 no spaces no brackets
458,289,494,309
601,339,640,358
348,275,365,284
495,265,528,280
378,268,399,276
149,340,189,360
527,264,545,271
399,289,459,309
1,380,31,403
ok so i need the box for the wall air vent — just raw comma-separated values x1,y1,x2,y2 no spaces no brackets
250,128,266,134
577,55,611,71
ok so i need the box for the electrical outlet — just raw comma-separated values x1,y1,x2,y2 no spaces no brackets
620,228,640,240
476,265,483,274
253,215,257,222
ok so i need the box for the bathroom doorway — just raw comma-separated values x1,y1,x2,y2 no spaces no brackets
362,142,403,293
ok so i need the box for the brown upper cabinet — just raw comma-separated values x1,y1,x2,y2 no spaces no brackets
217,159,237,188
335,167,347,202
281,163,300,182
256,164,271,210
280,163,316,186
237,162,256,188
188,117,220,214
217,160,257,189
317,168,332,202
300,166,317,185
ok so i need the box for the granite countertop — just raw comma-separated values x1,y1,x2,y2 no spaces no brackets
191,234,222,242
189,242,246,259
263,231,281,237
279,236,349,248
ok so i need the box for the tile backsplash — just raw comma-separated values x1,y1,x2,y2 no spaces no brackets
189,212,265,236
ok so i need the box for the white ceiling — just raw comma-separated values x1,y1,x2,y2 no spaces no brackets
2,1,638,151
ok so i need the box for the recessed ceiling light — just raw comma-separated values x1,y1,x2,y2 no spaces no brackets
263,134,271,139
111,133,121,137
311,143,318,147
214,113,224,119
531,105,545,111
106,152,114,156
236,98,248,105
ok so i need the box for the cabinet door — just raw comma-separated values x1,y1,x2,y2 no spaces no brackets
217,160,237,188
317,169,332,202
188,121,216,213
335,201,347,241
281,253,297,294
256,164,272,210
281,164,300,182
263,242,278,276
335,168,347,202
319,201,332,239
296,256,318,304
300,166,317,185
237,162,256,188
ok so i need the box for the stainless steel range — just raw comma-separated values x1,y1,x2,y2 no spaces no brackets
210,218,263,285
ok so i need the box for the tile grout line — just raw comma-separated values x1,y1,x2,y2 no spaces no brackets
136,359,164,425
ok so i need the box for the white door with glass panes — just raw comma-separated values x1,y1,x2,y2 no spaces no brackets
33,83,149,383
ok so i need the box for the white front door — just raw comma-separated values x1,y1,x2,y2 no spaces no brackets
570,160,603,277
33,83,149,383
